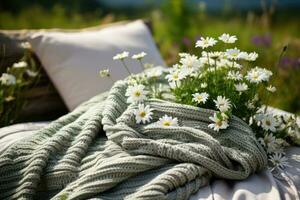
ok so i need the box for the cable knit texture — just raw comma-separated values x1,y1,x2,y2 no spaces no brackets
0,80,268,200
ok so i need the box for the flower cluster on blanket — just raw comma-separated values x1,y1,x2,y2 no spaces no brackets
100,34,300,171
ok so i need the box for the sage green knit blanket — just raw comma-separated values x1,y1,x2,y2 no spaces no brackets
0,80,267,200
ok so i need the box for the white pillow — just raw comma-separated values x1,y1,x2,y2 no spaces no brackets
29,20,165,110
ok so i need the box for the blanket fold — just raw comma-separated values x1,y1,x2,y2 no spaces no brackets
0,80,267,200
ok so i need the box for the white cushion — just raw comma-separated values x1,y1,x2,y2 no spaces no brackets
29,20,165,110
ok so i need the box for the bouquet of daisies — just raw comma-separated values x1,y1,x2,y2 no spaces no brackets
100,34,299,171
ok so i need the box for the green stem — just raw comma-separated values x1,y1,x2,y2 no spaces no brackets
206,53,210,66
138,60,145,71
121,60,131,75
274,44,288,77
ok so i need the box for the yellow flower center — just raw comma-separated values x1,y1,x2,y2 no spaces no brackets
252,72,259,80
172,74,178,80
197,96,203,101
216,120,223,127
163,121,171,126
139,111,146,118
134,91,141,97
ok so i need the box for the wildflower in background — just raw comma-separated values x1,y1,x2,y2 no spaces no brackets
192,92,209,104
146,68,163,78
113,51,129,60
218,33,237,43
158,115,178,127
135,104,153,124
279,56,300,70
251,34,272,48
261,114,279,132
0,73,16,85
13,61,27,68
235,83,248,93
269,153,290,170
182,37,192,47
132,52,147,60
195,37,217,49
99,69,110,77
208,112,229,132
26,70,38,77
226,48,241,60
227,71,243,81
266,85,276,93
125,84,149,104
214,96,231,112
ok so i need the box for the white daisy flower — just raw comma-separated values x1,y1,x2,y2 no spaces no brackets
266,85,276,93
218,33,237,43
235,83,248,92
258,134,278,154
227,71,243,81
203,51,225,59
246,52,258,61
0,73,16,85
214,96,231,112
246,67,272,83
13,61,27,68
237,52,249,60
260,68,273,81
195,37,217,49
226,47,241,60
180,54,201,73
246,101,256,109
26,70,38,77
132,52,147,60
208,113,229,132
178,52,190,57
146,68,163,78
245,68,262,83
113,51,129,60
192,92,209,104
125,84,149,103
144,63,154,69
269,153,290,169
158,115,179,127
261,114,279,132
135,104,153,124
166,69,185,82
20,42,31,49
99,69,110,77
201,82,208,88
258,133,276,148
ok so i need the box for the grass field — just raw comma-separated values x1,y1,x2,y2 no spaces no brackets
1,2,299,114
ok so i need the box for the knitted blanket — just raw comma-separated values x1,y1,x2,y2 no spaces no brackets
0,80,268,200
